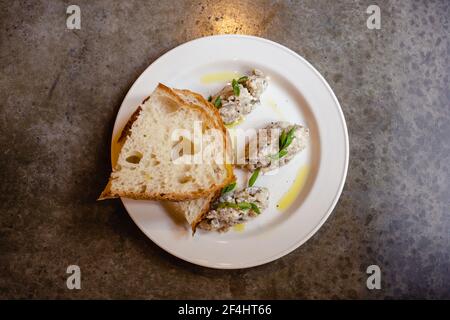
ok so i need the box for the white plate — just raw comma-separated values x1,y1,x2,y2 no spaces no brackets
110,35,349,269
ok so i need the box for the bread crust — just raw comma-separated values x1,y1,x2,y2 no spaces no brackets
118,106,142,143
168,88,236,232
98,83,235,201
99,185,226,201
173,88,234,165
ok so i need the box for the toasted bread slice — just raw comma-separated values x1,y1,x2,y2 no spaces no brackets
99,83,233,201
172,89,225,133
164,191,218,230
167,89,235,231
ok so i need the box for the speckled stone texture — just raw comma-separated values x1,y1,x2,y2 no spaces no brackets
0,0,449,299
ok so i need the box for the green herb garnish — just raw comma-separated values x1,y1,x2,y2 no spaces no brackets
237,76,248,84
216,202,239,209
271,127,296,160
216,201,260,213
237,202,252,210
280,127,295,149
221,182,236,194
283,128,296,149
270,149,288,159
208,95,212,102
248,168,260,187
250,203,261,214
214,96,222,108
279,130,287,150
232,79,240,96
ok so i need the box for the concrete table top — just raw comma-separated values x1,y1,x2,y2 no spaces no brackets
1,0,448,299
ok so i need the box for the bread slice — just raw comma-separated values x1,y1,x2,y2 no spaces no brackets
99,83,234,201
166,89,235,232
164,192,218,230
172,89,225,132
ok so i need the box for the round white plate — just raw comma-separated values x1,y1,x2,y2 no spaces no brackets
111,35,349,269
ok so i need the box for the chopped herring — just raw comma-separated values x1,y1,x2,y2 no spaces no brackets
245,121,309,172
199,187,269,232
212,69,268,124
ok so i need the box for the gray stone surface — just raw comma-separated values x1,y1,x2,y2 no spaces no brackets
0,0,449,299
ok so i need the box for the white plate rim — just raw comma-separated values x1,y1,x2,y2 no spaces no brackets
111,34,349,269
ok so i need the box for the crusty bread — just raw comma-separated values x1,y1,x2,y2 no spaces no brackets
173,89,225,133
167,89,235,231
99,83,234,201
173,88,234,165
164,192,217,229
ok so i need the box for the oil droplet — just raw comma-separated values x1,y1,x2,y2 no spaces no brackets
277,165,309,211
233,223,245,232
265,97,285,120
224,116,245,128
201,71,241,84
